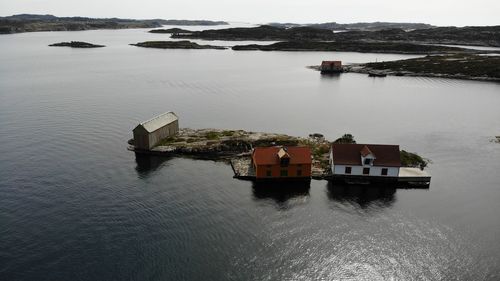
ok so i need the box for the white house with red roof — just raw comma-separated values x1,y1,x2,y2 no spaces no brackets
329,143,401,179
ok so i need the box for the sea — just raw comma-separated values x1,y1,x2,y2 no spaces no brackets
1,23,500,280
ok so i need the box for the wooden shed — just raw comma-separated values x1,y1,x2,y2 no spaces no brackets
133,112,179,150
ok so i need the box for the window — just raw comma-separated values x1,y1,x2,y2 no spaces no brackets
364,158,372,165
297,169,302,176
280,169,288,177
381,168,388,176
345,167,352,174
266,170,272,177
280,158,290,167
363,168,370,175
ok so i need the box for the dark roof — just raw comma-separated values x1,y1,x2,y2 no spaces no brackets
252,146,312,165
331,143,401,167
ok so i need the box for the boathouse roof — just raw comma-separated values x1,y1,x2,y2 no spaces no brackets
253,146,312,165
137,111,178,133
331,144,401,167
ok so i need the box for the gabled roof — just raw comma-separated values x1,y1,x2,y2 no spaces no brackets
331,143,401,167
277,148,290,159
136,112,178,133
253,146,312,165
360,145,374,157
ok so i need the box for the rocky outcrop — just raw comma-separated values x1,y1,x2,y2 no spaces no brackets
130,40,226,50
49,41,105,48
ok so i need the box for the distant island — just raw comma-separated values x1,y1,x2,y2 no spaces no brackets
49,41,105,48
172,25,500,47
268,21,435,31
149,28,192,34
232,41,477,55
131,40,226,50
0,14,228,34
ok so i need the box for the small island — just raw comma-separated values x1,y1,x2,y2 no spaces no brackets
49,41,105,48
130,40,226,50
149,28,192,34
129,128,429,178
129,112,431,186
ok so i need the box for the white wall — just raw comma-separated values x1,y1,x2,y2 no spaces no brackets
332,164,399,177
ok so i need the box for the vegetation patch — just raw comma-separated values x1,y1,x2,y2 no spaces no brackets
333,134,356,144
400,150,430,169
205,131,221,140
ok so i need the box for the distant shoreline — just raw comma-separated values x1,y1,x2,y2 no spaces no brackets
0,14,228,34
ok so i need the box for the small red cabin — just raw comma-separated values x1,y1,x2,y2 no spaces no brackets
320,61,342,73
252,146,312,180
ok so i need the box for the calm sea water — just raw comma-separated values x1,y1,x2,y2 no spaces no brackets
1,25,500,280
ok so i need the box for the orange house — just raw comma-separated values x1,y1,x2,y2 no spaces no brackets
252,146,312,180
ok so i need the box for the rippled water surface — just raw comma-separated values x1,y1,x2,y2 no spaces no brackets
1,25,500,280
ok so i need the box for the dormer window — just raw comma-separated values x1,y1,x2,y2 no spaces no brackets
360,145,376,166
277,147,290,167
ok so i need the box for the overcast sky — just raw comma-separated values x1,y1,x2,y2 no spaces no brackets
1,0,499,26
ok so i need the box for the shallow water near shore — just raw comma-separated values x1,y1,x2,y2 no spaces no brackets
1,25,500,280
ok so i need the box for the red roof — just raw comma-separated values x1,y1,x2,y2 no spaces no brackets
252,146,312,165
321,61,342,66
360,145,374,157
331,144,401,167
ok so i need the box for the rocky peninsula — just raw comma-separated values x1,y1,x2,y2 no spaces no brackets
130,40,226,50
341,54,500,82
49,41,105,48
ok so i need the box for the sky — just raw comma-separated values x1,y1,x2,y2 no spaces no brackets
1,0,499,26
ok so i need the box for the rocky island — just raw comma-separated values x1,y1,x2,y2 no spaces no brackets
129,128,429,178
232,41,476,54
171,24,500,47
49,41,105,48
149,28,192,34
131,40,226,50
342,54,500,82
